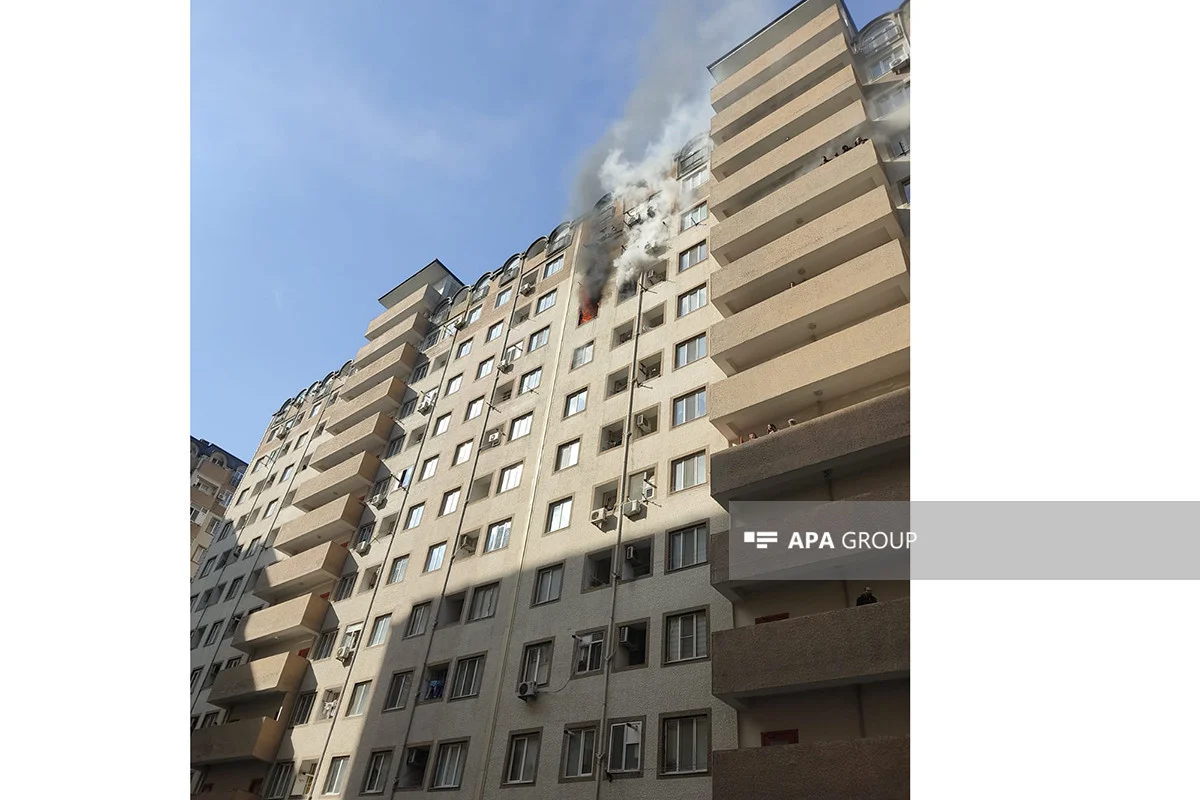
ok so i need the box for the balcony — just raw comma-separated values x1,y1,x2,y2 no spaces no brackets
713,597,909,700
710,386,909,507
208,651,308,708
354,305,428,372
275,494,364,556
196,458,231,486
365,284,439,342
290,451,379,512
231,592,329,653
310,412,394,472
341,342,418,401
711,65,860,180
255,540,347,602
711,736,909,800
711,187,904,315
711,141,884,267
190,717,284,766
710,102,868,219
326,376,406,434
709,305,908,439
711,240,908,375
711,28,851,144
711,3,844,113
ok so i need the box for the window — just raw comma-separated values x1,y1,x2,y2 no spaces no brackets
678,240,708,272
677,285,707,317
290,691,316,726
662,714,709,774
354,523,374,548
671,451,706,491
321,756,348,795
900,177,911,203
519,367,542,394
891,129,911,157
510,412,533,440
370,477,391,501
674,333,707,369
536,289,557,314
265,761,294,799
387,555,409,584
673,388,707,426
465,397,484,420
333,573,357,601
876,80,910,117
313,630,337,660
533,564,563,605
868,42,909,81
189,667,202,691
200,557,216,578
562,726,596,778
471,520,509,557
495,286,512,307
309,402,322,419
486,321,503,341
668,523,708,571
424,542,447,572
455,340,473,359
237,488,250,504
571,341,594,369
680,203,707,232
468,582,498,620
400,398,417,418
361,750,393,794
546,497,572,533
205,621,223,646
411,361,430,383
296,432,309,448
201,710,220,727
340,623,364,651
346,681,372,716
543,255,564,279
397,465,413,488
575,631,605,674
556,439,580,470
498,462,523,492
367,615,391,647
432,742,466,789
383,671,413,710
453,440,473,465
528,326,550,351
406,602,431,636
450,655,484,698
681,167,708,192
432,413,451,437
419,456,438,481
564,388,587,417
424,664,450,701
465,305,482,325
223,577,243,601
476,356,494,379
446,374,462,395
608,721,643,773
504,732,540,785
665,610,709,662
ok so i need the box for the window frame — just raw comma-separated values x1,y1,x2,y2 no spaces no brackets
662,606,711,666
657,709,711,778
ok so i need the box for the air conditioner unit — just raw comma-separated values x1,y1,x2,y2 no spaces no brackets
635,414,651,434
622,499,644,519
618,331,633,344
369,495,387,510
457,534,477,552
406,750,425,766
417,397,435,415
335,646,355,663
486,431,502,448
453,318,467,330
516,681,539,701
618,625,632,644
641,485,656,502
624,545,638,562
646,272,663,285
519,282,536,296
355,541,371,556
274,430,286,440
498,357,514,373
590,508,609,528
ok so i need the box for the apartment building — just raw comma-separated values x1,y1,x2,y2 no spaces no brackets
189,1,910,798
191,437,248,577
704,1,911,797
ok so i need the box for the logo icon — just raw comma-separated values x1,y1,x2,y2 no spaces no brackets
743,531,778,550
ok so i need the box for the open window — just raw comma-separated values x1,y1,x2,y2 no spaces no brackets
599,420,624,453
439,591,466,627
640,302,664,333
614,620,648,669
584,548,614,591
422,664,449,702
620,538,653,581
632,406,659,439
397,746,429,789
636,352,662,383
606,367,630,398
612,320,635,348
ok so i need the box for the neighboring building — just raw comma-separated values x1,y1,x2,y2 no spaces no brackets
191,437,247,577
188,0,910,797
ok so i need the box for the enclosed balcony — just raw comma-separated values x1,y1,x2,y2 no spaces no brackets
290,451,379,512
254,540,347,602
326,376,406,434
365,283,439,342
231,592,329,653
196,458,231,486
341,342,419,401
190,717,284,766
309,412,393,472
275,494,364,556
207,651,308,708
710,240,908,376
708,305,909,440
712,598,909,701
711,736,909,800
354,305,428,372
711,186,904,316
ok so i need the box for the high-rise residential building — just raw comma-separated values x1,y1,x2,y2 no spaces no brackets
189,1,910,797
191,437,248,578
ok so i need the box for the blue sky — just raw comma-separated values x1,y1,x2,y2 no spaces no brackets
191,0,898,459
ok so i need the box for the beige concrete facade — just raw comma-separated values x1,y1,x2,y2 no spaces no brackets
191,438,247,578
189,1,910,797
